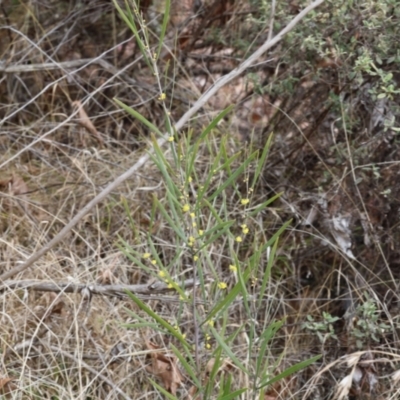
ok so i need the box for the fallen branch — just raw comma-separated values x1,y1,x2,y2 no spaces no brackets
1,277,209,301
0,0,325,285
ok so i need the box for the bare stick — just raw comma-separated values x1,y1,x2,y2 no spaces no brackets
2,277,209,301
0,57,153,91
0,0,325,284
0,58,107,73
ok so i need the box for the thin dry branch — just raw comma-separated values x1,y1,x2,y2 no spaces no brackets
0,0,325,285
2,277,209,301
0,57,152,91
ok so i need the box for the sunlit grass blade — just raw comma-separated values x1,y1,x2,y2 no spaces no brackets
151,130,179,182
153,195,186,242
207,152,257,202
248,192,283,217
219,148,242,180
149,379,179,400
123,309,167,331
113,0,136,34
210,326,248,374
202,267,251,325
219,371,231,397
251,133,273,189
114,98,162,135
245,220,291,272
117,239,153,274
198,221,235,251
170,344,201,388
257,355,321,390
156,0,170,59
200,198,225,225
196,105,234,144
125,291,190,349
120,196,138,239
123,322,159,330
264,219,292,247
196,141,225,204
113,0,152,68
209,346,223,383
255,320,284,377
218,388,247,400
235,252,250,316
148,147,176,189
257,237,279,309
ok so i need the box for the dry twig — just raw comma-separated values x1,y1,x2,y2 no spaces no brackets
2,277,209,302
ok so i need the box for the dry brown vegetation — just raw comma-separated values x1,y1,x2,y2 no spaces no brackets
2,0,400,399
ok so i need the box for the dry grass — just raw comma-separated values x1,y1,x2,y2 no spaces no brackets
0,144,162,397
0,129,283,398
